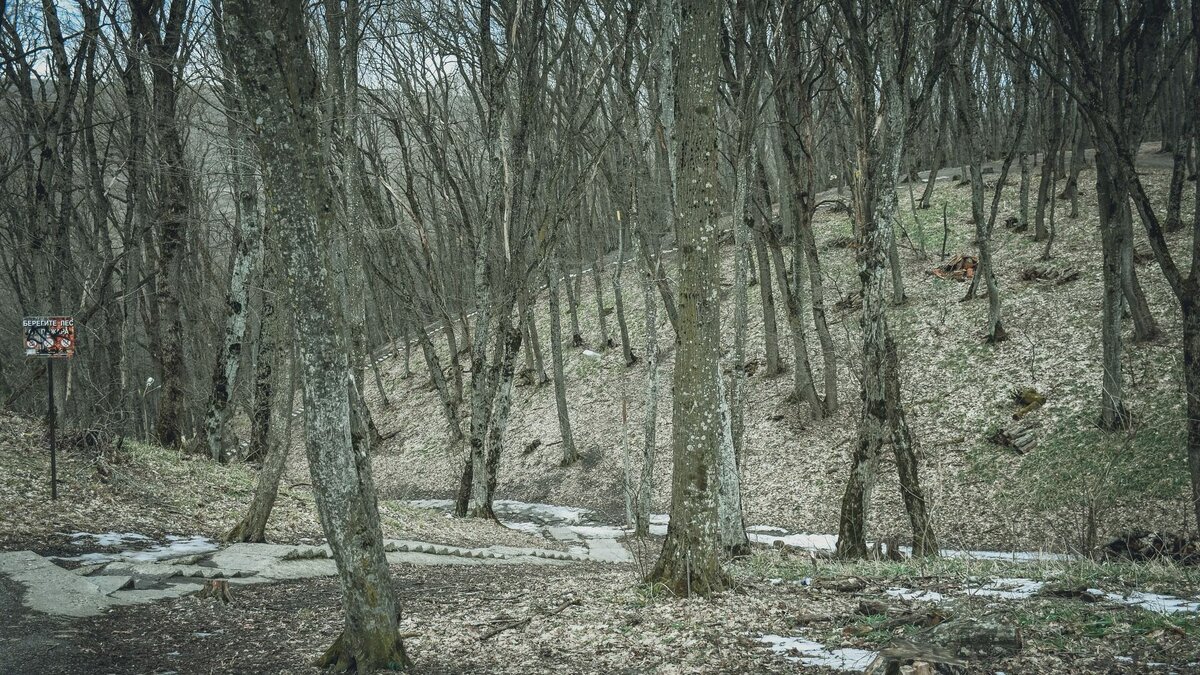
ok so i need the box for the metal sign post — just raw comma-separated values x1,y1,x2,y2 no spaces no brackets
23,316,75,502
48,358,56,500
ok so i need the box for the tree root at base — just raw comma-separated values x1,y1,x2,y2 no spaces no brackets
314,631,411,673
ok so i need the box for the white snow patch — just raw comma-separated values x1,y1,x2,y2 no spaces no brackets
581,349,602,359
1087,589,1200,615
757,634,876,671
491,500,593,524
748,531,838,552
58,533,217,563
1114,656,1168,668
69,532,150,547
568,525,626,539
968,577,1044,600
746,525,788,534
886,587,947,603
504,521,543,535
404,498,455,510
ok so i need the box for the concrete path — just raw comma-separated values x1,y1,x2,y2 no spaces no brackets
0,531,634,618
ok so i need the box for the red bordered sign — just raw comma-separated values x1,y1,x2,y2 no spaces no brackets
23,316,75,358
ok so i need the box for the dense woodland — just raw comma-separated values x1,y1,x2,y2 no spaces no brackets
2,0,1199,671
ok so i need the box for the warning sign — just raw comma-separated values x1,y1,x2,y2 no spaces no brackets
23,316,75,358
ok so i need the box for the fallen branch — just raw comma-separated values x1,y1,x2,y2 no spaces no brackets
479,616,531,641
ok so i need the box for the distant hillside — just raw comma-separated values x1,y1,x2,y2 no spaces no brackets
302,159,1196,554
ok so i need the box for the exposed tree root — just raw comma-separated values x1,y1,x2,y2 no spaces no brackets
315,631,411,673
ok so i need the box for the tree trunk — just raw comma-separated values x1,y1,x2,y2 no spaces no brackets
648,0,726,597
547,255,579,466
636,242,660,538
1095,159,1131,430
769,239,821,416
591,254,612,350
612,222,637,367
752,227,781,377
223,0,408,666
226,344,296,543
565,263,585,347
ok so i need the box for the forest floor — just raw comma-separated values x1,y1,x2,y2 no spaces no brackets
3,146,1200,673
2,404,1200,672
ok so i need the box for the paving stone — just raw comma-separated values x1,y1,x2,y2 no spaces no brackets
584,539,634,563
90,576,135,595
0,551,110,617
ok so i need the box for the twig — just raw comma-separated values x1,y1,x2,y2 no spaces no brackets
479,616,531,641
545,598,580,616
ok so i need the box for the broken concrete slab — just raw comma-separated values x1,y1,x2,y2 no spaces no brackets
258,558,339,580
100,561,180,589
204,544,299,575
0,551,110,617
547,526,581,543
584,539,633,563
89,576,135,595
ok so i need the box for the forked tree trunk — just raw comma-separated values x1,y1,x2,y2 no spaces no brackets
472,303,521,517
226,346,296,543
223,0,408,667
837,3,937,560
769,239,821,416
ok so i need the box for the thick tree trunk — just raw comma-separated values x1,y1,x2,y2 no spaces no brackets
1095,159,1131,430
204,144,261,463
1184,304,1200,533
648,0,726,597
223,0,408,667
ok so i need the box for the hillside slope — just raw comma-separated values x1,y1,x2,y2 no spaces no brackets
326,157,1195,554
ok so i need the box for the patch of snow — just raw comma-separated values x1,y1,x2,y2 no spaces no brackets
58,533,217,564
649,514,669,524
746,525,788,534
504,521,543,535
1087,589,1200,615
968,577,1044,600
125,535,218,562
886,587,947,603
757,634,876,672
581,349,602,359
491,500,593,525
748,532,838,552
69,532,150,547
1114,656,1168,668
939,549,1072,562
404,499,455,510
568,525,626,539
